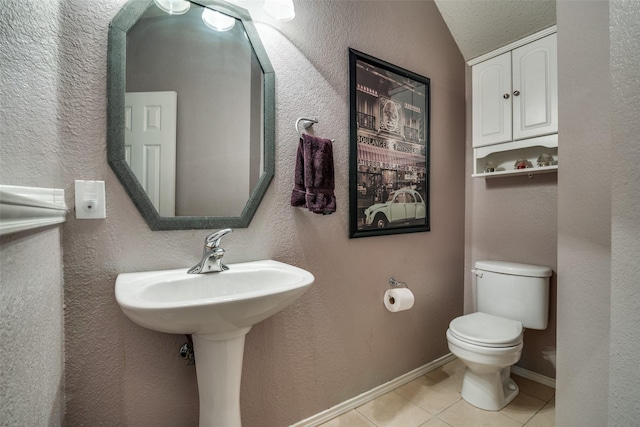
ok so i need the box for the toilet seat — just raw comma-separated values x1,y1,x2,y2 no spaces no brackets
449,312,523,348
446,329,522,357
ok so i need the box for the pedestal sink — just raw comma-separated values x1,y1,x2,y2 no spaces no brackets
115,259,314,427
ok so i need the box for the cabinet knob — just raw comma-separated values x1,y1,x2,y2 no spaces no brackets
513,90,521,96
503,93,510,99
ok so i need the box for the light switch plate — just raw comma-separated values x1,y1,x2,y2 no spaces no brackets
75,180,106,219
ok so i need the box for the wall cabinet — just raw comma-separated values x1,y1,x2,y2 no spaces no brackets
471,28,558,178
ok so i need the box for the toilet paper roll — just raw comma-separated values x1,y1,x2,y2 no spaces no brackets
384,288,415,312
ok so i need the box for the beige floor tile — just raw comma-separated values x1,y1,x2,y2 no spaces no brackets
425,359,466,392
419,417,454,427
394,375,462,415
525,397,555,427
512,375,555,401
356,391,433,427
438,399,522,427
500,391,546,424
318,361,557,427
319,409,377,427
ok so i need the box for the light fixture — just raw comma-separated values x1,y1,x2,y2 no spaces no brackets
153,0,190,15
202,8,236,32
263,0,295,22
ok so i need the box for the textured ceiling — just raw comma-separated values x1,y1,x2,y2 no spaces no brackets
434,0,556,61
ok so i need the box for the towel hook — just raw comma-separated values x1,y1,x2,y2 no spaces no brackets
295,117,318,138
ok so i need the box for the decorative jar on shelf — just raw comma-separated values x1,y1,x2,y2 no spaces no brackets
514,159,529,169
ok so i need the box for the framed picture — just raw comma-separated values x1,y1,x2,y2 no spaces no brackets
348,49,431,238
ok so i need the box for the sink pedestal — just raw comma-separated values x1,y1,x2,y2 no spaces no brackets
192,327,251,427
115,260,314,426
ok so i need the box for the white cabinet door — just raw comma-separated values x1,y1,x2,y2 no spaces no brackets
472,52,512,147
512,33,558,141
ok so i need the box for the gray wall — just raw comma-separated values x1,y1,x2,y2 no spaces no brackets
556,0,640,425
0,231,65,426
0,0,66,425
58,1,466,426
556,1,611,424
608,0,640,423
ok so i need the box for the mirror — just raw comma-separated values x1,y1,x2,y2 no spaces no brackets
108,0,275,230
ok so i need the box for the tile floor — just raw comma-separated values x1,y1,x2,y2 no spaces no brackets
318,359,555,427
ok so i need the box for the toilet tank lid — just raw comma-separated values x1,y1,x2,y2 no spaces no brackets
475,261,552,277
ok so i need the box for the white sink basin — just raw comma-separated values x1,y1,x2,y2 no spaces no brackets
115,259,314,337
116,259,314,427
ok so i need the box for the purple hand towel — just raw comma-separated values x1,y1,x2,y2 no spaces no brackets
290,134,336,214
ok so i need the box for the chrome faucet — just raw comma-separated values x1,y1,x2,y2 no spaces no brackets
187,229,232,274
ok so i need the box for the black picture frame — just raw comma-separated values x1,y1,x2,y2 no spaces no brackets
349,49,431,238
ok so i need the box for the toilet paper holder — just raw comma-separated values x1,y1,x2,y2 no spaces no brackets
385,278,415,312
389,277,408,288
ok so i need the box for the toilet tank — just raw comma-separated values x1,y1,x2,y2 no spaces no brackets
475,261,552,330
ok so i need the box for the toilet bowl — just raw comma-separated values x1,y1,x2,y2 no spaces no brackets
446,261,551,411
446,312,524,410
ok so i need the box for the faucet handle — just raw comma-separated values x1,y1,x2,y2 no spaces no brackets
204,228,232,249
212,247,225,259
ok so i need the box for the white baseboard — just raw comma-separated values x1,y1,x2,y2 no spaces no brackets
511,365,556,389
289,353,457,427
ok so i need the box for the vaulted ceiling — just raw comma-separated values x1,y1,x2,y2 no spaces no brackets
433,0,556,61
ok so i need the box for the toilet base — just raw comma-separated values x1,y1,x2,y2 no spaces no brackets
461,366,519,411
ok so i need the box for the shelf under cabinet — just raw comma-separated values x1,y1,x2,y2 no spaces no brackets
473,134,558,178
472,164,557,178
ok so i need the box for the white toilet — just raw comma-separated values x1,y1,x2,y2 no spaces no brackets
446,260,551,411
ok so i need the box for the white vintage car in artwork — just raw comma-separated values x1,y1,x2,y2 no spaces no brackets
363,188,426,228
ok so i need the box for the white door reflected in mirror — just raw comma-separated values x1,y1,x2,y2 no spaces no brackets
125,91,177,217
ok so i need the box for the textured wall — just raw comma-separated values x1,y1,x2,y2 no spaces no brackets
0,231,65,426
58,1,466,426
608,0,640,424
556,1,612,425
0,0,65,425
464,173,558,378
0,0,63,186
